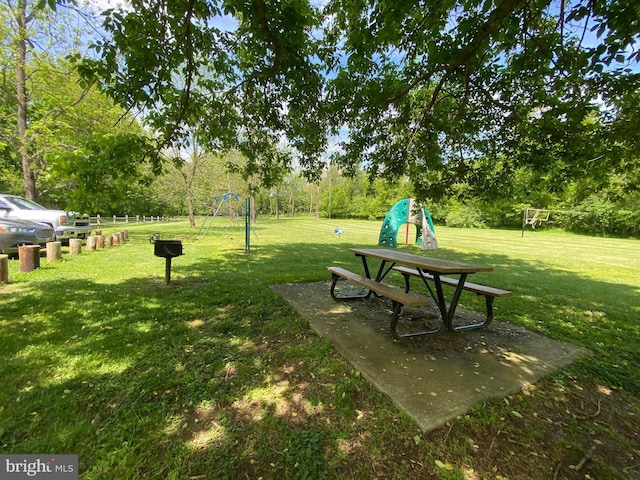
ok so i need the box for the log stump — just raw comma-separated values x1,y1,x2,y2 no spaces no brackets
96,235,104,249
46,241,62,263
19,245,40,272
86,236,97,251
69,238,82,255
104,235,112,248
0,254,8,283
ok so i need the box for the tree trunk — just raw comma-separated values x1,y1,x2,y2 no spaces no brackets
187,188,196,228
16,0,37,200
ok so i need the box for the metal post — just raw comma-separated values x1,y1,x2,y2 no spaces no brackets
165,257,172,285
245,197,250,255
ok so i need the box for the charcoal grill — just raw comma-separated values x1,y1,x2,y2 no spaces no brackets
150,234,183,284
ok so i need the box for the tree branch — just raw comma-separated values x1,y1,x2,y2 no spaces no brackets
387,0,526,106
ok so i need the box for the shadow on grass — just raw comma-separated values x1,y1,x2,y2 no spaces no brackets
0,240,638,478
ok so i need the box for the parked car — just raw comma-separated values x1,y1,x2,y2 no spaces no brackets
0,194,91,243
0,217,56,257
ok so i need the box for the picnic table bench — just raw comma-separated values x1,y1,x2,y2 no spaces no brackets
327,266,433,339
392,265,512,331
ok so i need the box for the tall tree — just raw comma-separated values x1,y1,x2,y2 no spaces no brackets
0,0,100,200
12,0,35,198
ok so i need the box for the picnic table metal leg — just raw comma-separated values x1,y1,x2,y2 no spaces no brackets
376,260,397,282
444,273,468,331
389,300,442,340
431,273,449,327
330,273,372,300
453,295,494,331
413,270,469,332
358,254,371,279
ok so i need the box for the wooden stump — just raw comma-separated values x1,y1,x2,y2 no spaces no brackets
94,229,102,236
104,235,112,248
96,235,104,249
19,245,40,272
46,241,62,263
122,230,129,240
0,254,8,283
112,234,119,246
69,238,82,255
86,236,97,251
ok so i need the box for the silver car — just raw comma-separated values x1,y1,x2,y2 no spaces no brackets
0,193,91,242
0,218,56,257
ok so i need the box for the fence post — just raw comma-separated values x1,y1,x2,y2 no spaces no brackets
125,214,129,224
97,214,101,227
113,215,116,227
136,215,139,223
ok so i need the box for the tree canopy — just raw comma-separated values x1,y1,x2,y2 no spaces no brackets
78,0,639,202
80,0,328,188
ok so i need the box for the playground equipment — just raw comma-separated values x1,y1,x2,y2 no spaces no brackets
521,208,550,237
199,192,246,239
378,198,437,250
199,193,258,252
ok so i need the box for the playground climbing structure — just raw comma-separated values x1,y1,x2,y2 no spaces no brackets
378,198,437,250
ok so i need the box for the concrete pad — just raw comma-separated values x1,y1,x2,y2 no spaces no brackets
272,281,590,432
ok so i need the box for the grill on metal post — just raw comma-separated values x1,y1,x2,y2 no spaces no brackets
150,234,183,284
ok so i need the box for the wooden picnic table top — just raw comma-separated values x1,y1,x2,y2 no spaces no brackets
350,248,493,275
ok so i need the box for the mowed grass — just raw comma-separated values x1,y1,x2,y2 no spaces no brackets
1,217,639,479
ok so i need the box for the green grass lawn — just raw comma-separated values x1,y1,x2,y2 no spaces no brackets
1,217,639,479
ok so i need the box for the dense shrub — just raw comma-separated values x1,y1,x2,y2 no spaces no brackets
444,202,487,228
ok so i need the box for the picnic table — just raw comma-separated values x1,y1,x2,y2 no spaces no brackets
328,248,510,339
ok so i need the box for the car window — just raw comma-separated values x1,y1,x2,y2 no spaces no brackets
3,196,46,210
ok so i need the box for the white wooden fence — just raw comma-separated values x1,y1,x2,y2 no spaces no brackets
89,215,182,228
